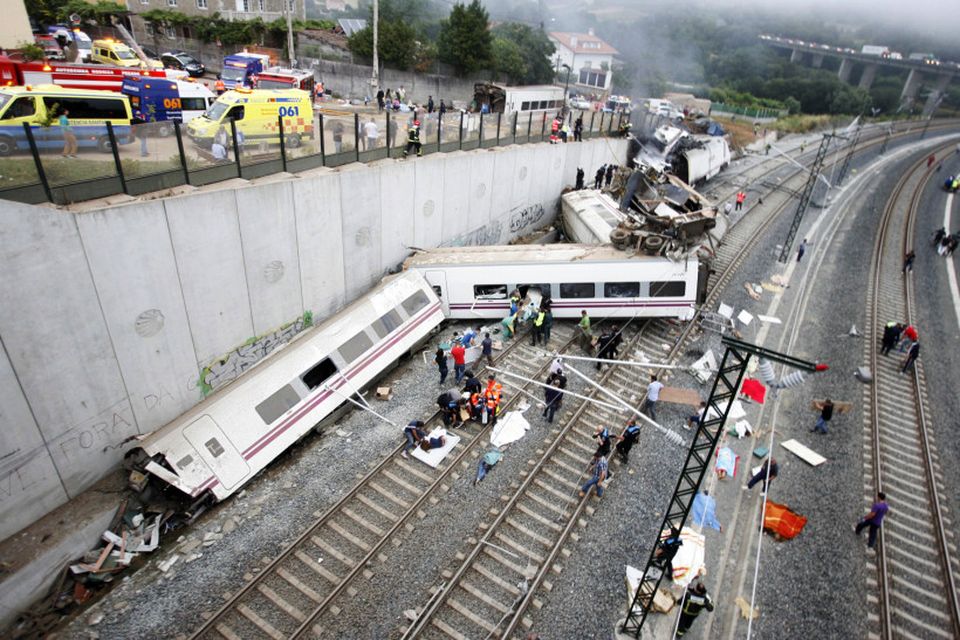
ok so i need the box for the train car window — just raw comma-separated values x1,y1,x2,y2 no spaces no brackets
474,284,508,299
205,438,225,458
301,357,337,390
370,309,404,339
559,283,596,298
521,101,530,111
255,384,302,424
517,283,552,299
402,290,430,316
604,282,640,298
338,331,374,364
649,281,687,297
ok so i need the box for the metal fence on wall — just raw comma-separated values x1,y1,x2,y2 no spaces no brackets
0,107,624,206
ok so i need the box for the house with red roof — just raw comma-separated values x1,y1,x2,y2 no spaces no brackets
548,29,619,93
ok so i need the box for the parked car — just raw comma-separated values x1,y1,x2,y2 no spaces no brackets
160,51,205,77
570,97,592,110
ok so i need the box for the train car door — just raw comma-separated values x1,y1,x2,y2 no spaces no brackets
423,271,449,316
183,415,250,491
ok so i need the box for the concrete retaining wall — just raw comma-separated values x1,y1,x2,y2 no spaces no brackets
0,137,627,543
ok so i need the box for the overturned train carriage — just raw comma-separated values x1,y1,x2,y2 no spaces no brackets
130,271,444,503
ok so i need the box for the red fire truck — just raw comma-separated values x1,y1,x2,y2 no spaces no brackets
0,55,185,93
255,67,315,93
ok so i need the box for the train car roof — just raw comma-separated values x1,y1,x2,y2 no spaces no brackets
403,243,685,268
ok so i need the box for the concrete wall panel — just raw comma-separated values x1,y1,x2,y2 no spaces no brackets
338,166,383,300
561,141,584,189
293,173,346,321
0,203,134,497
489,148,517,239
76,202,200,434
0,137,622,538
413,154,446,249
441,152,472,241
0,347,68,541
467,153,494,228
235,182,304,335
378,160,416,270
164,191,253,364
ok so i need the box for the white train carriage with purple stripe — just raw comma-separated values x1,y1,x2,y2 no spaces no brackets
404,244,703,320
133,270,443,502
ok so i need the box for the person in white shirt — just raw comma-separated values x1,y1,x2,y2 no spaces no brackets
364,118,379,150
641,374,664,421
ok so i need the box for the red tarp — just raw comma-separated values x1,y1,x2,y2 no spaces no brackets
741,378,766,404
763,500,807,540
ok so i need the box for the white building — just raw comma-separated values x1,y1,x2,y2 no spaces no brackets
548,29,619,94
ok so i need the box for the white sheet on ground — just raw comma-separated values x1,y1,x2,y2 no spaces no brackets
669,527,706,588
410,428,460,468
490,411,531,448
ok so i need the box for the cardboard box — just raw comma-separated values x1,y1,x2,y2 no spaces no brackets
376,386,392,400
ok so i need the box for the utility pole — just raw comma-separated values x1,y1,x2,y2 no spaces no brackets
371,0,379,92
286,0,296,67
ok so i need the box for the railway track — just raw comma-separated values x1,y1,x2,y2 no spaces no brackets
394,122,960,640
190,318,650,640
863,142,960,640
188,117,959,640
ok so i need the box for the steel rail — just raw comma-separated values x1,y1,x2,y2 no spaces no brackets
867,139,960,639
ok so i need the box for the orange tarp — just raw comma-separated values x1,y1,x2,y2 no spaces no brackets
763,500,807,540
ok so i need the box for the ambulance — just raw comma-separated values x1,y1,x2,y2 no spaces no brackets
185,88,313,148
0,85,133,155
122,76,215,136
91,39,162,70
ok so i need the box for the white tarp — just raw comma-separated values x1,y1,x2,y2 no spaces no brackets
411,428,460,468
489,411,531,448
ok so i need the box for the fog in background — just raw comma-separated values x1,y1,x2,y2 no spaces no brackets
476,0,960,100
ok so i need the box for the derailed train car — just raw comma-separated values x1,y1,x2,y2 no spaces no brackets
404,244,702,321
128,270,443,504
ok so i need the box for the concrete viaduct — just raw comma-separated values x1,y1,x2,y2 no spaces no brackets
761,37,958,116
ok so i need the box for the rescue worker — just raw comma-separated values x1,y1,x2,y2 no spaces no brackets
462,371,482,396
618,120,632,137
214,75,226,95
550,116,561,143
509,290,522,315
469,390,485,421
675,582,714,637
578,310,593,353
483,375,503,426
404,120,422,157
615,419,641,464
595,328,615,370
501,311,518,340
531,308,546,346
654,527,682,580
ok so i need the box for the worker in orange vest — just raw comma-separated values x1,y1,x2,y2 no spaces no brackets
550,116,561,144
735,191,746,211
483,375,503,426
214,75,226,95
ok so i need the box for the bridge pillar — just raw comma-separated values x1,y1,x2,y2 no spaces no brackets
790,49,803,64
838,57,854,83
899,68,924,111
858,64,877,90
922,74,952,117
811,53,824,68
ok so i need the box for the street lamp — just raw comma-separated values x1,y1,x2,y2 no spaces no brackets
562,63,572,109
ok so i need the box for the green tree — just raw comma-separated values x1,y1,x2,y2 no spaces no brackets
18,42,47,61
348,21,417,70
489,23,554,84
490,37,525,83
784,96,802,115
437,0,491,76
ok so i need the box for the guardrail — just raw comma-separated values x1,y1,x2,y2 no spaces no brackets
0,107,624,206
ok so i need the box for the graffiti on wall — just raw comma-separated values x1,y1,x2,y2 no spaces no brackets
509,203,546,232
446,219,503,248
198,311,314,395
